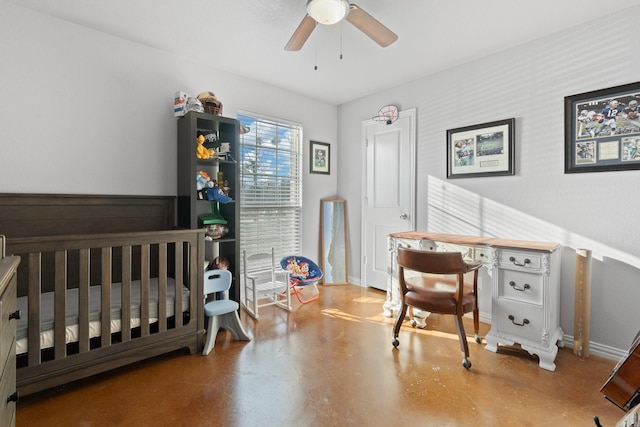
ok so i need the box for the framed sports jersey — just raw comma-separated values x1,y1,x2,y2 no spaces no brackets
565,81,640,173
446,118,515,179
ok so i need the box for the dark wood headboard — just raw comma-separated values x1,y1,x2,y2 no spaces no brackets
0,193,177,294
0,193,176,238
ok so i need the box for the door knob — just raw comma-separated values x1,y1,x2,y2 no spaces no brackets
400,213,408,220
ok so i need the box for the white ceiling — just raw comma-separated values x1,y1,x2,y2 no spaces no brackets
9,0,640,105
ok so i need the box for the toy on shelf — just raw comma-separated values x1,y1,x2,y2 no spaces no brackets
200,201,229,240
196,170,231,203
204,223,229,240
186,97,203,113
206,256,230,271
197,91,223,116
196,171,214,200
196,135,214,159
205,187,231,203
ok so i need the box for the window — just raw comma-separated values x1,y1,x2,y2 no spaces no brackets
237,112,303,260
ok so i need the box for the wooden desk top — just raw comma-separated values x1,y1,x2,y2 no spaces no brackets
389,231,560,253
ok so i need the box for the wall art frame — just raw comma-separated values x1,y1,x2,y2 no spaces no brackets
310,141,330,175
446,118,515,179
565,81,640,173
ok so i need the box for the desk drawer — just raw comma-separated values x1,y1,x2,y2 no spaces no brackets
499,270,543,305
437,242,489,264
473,246,492,264
499,250,544,272
494,299,543,343
394,238,424,251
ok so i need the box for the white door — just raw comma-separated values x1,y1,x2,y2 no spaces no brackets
362,108,416,290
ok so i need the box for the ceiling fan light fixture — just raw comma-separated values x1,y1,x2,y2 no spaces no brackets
307,0,349,25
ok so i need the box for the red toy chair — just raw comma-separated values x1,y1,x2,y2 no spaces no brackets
280,256,323,304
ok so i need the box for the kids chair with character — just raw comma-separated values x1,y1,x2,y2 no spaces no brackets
280,255,323,304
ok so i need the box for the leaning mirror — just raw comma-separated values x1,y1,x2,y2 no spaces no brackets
320,199,348,285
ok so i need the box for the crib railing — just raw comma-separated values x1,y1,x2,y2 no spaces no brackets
6,229,205,395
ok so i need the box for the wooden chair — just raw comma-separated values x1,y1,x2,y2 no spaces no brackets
241,248,292,319
392,247,483,369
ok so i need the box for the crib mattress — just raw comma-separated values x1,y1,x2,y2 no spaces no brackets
16,278,190,355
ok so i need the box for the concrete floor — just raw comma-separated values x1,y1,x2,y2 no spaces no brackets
17,285,625,426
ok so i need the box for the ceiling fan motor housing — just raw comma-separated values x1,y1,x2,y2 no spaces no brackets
307,0,349,25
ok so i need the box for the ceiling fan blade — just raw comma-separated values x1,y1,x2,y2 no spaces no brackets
285,15,317,51
346,3,398,47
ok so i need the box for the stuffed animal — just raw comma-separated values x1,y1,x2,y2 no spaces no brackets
196,170,215,191
196,135,214,159
205,256,230,269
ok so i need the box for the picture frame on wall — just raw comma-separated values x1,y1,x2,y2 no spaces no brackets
446,118,515,179
310,141,330,175
565,81,640,173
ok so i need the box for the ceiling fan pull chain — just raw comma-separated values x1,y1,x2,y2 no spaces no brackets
340,21,343,60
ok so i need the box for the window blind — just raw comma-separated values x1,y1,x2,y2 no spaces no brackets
238,112,303,260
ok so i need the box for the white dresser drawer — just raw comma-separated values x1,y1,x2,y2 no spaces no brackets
494,300,543,343
0,339,16,427
499,270,543,305
499,250,544,271
0,283,17,371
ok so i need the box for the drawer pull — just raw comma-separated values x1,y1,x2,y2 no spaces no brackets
509,256,531,267
8,310,21,321
509,281,531,292
508,315,530,327
7,391,19,403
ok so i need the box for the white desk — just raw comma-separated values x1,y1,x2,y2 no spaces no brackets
386,231,563,371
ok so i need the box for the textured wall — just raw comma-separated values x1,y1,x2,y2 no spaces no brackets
339,6,640,356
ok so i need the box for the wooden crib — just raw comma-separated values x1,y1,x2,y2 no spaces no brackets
0,194,206,396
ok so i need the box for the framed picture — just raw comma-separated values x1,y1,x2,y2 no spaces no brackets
310,141,330,175
565,82,640,173
446,118,515,179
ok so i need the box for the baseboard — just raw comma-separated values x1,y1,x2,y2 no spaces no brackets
348,276,362,286
561,334,627,361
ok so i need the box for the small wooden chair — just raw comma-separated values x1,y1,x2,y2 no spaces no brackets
241,248,292,319
392,247,483,369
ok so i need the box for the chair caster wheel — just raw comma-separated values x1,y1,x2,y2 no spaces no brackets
475,335,483,344
462,359,471,370
409,318,417,328
392,338,399,348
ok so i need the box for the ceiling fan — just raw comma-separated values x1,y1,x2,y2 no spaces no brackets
285,0,398,51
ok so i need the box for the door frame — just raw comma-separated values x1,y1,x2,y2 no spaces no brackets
360,108,417,289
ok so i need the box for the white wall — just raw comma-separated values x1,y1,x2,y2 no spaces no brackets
338,6,640,356
0,1,337,259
